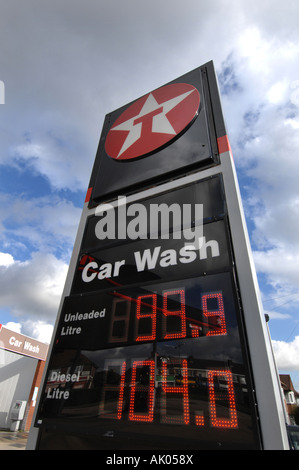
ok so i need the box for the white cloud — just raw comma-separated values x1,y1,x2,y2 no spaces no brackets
252,200,299,250
0,252,68,336
0,194,81,260
0,252,14,267
24,320,54,344
12,132,92,192
253,248,299,292
212,24,299,303
273,336,299,371
267,311,292,321
3,322,22,334
3,320,53,344
267,81,289,105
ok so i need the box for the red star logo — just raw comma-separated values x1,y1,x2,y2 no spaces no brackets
105,83,200,161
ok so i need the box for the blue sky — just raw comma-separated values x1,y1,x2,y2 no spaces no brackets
1,0,299,391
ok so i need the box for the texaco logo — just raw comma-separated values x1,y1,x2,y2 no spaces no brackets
105,83,200,161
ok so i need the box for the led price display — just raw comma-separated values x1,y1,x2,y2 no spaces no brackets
35,273,261,450
35,176,261,450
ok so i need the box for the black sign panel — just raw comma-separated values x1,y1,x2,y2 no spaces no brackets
88,64,220,205
35,176,261,449
83,174,226,252
71,175,228,294
71,219,232,295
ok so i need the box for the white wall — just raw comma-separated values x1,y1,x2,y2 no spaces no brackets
0,349,37,429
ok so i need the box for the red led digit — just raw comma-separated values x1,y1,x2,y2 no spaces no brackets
135,294,157,342
117,362,126,420
195,413,205,426
163,289,186,339
100,361,126,420
161,359,189,425
208,370,238,429
129,360,155,422
201,291,227,337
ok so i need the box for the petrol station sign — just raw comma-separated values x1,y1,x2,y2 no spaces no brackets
29,62,289,451
87,65,219,204
105,82,200,161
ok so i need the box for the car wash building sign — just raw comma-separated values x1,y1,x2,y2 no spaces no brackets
32,62,288,451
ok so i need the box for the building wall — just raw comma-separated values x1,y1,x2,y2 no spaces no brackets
0,349,38,429
24,360,46,431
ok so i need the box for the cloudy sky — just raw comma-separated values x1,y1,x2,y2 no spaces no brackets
1,0,299,390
